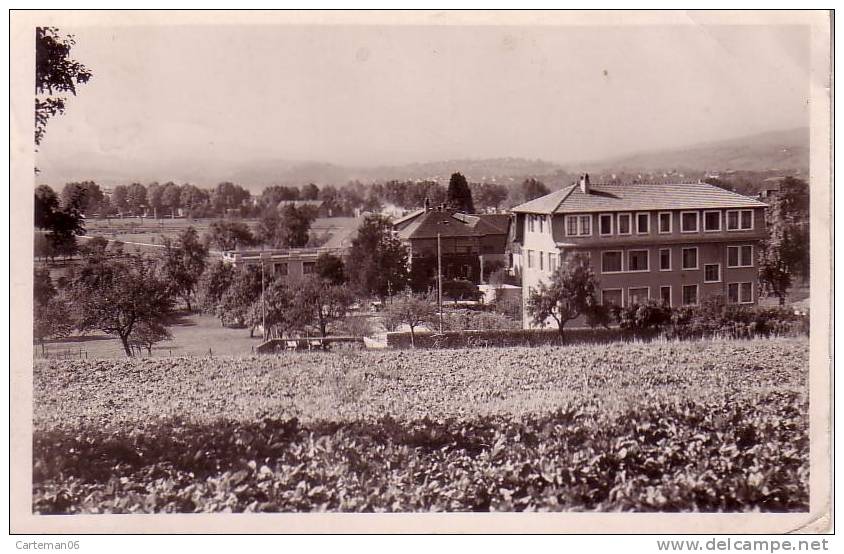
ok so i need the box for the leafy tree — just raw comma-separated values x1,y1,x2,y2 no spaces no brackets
129,320,173,356
446,172,475,213
257,204,314,248
160,182,182,215
126,183,148,215
111,185,130,214
507,178,550,207
34,184,85,260
525,252,599,338
384,293,436,347
217,266,263,331
71,255,173,357
777,176,810,281
161,227,208,311
33,267,56,305
61,181,103,214
261,278,298,339
207,220,256,251
469,182,509,211
35,27,92,146
758,194,793,305
197,259,236,315
210,182,250,215
34,296,73,353
315,252,345,285
346,214,410,299
292,276,354,338
614,300,672,331
301,183,320,201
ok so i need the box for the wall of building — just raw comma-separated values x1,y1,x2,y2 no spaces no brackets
519,207,766,329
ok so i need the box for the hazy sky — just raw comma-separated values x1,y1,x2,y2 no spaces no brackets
35,23,810,179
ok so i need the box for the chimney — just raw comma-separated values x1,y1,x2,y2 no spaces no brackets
424,197,430,212
579,173,590,194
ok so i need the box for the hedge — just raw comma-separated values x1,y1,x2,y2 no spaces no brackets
386,328,660,349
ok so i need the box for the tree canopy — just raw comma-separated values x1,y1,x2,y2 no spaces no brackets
346,214,409,299
446,172,475,213
35,27,92,146
526,252,599,337
161,227,209,311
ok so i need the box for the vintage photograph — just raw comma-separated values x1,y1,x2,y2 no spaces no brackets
11,10,832,533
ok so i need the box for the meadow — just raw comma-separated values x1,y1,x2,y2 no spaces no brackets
32,338,809,513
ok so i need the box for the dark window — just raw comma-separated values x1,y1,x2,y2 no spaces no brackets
636,213,650,234
704,211,721,231
274,262,288,276
599,214,613,235
602,289,622,307
659,248,671,271
681,212,699,232
740,210,753,230
728,283,740,303
303,262,316,274
628,287,649,305
617,214,631,234
659,212,672,233
740,282,753,303
628,250,649,271
602,251,622,273
682,248,698,270
727,211,740,230
682,284,698,306
704,264,720,282
660,286,671,306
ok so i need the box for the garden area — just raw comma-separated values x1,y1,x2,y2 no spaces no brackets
33,337,809,513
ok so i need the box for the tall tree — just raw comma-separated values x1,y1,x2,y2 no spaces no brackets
777,176,810,281
346,214,410,299
383,293,436,347
197,259,236,315
526,252,599,339
257,204,314,248
446,172,475,213
292,276,354,338
111,185,130,214
34,184,85,260
61,181,103,214
315,252,346,285
35,27,92,147
126,183,148,215
207,220,256,251
217,266,263,331
71,255,173,357
161,227,209,311
301,183,320,201
210,182,250,215
758,194,793,305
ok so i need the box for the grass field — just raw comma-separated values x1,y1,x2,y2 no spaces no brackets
33,338,809,513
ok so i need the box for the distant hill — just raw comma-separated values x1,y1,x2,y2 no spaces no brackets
578,128,809,174
36,128,808,192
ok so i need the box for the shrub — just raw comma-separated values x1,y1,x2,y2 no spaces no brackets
615,300,672,332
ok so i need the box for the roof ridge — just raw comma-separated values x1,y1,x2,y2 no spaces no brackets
552,184,579,211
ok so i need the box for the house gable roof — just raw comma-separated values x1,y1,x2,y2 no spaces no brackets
512,182,767,214
394,210,509,240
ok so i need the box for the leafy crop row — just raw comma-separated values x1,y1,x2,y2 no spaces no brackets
32,338,809,513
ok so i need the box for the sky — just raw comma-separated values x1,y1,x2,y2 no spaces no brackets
34,23,810,183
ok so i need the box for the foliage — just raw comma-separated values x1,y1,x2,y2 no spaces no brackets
437,309,519,332
34,296,73,348
446,172,475,213
60,181,104,215
217,266,263,329
507,178,550,207
32,339,809,513
758,194,792,304
257,204,315,248
614,300,673,332
34,184,86,260
197,260,236,315
288,277,354,338
346,215,410,299
314,252,346,285
666,297,808,340
128,320,173,356
161,227,209,311
525,252,599,337
70,255,173,357
210,182,250,214
206,220,256,251
383,293,437,346
441,279,482,301
35,27,92,146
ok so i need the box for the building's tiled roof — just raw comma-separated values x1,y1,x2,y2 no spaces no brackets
394,210,510,240
512,182,767,214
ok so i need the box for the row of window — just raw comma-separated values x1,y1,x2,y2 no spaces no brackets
600,245,754,274
601,282,754,308
525,209,756,237
272,261,316,276
525,249,560,272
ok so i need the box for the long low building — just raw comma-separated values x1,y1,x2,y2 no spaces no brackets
222,247,345,280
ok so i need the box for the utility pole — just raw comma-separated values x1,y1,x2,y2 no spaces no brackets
261,256,267,341
437,232,443,333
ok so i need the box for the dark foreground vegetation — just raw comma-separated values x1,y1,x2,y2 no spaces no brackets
33,339,808,513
